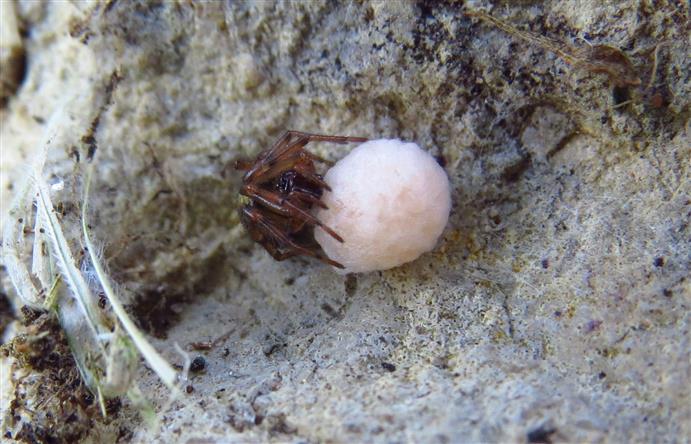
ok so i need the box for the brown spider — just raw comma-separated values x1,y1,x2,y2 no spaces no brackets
234,130,367,268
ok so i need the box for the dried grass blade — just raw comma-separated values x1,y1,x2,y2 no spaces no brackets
81,165,179,391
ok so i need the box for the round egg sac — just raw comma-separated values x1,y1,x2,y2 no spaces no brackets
314,139,451,273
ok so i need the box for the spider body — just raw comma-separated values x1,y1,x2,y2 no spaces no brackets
235,131,366,268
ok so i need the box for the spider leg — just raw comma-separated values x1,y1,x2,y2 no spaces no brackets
273,131,367,164
244,135,309,183
251,150,333,191
258,131,366,175
267,242,343,269
261,130,298,159
317,254,346,269
288,189,329,209
291,159,332,191
260,238,300,262
243,206,344,268
233,159,254,171
286,130,368,145
261,131,309,164
252,150,333,191
242,184,344,242
302,150,334,166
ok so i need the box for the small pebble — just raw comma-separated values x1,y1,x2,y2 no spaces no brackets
381,362,396,372
190,356,206,373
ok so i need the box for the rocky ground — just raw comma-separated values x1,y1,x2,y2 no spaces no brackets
1,1,688,443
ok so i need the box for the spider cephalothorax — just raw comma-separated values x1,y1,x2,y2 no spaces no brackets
234,130,366,268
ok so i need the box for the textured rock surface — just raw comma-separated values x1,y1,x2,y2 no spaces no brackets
1,1,689,443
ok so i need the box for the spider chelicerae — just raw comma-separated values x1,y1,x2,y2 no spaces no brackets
234,130,367,268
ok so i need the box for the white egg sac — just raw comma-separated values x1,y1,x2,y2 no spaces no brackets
315,139,451,273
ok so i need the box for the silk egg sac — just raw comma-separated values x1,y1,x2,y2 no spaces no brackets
314,139,451,273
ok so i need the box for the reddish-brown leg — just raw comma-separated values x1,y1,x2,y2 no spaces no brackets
291,159,331,190
248,150,322,187
290,131,368,144
242,206,344,268
260,131,367,171
288,190,328,209
233,159,254,171
253,151,332,191
263,240,342,269
303,150,335,166
241,184,343,242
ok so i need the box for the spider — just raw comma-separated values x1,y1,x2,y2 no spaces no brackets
234,130,367,268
